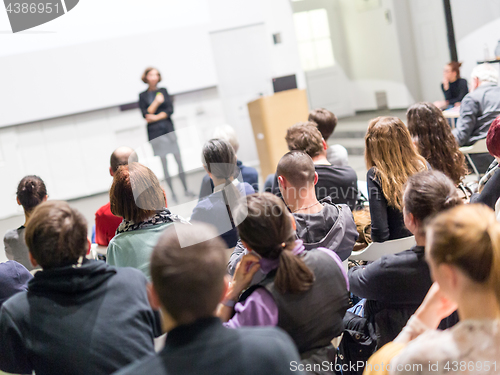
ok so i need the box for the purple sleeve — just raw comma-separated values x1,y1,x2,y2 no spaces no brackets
224,287,278,329
317,247,349,290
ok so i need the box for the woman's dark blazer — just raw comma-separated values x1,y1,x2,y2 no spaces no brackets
138,88,175,141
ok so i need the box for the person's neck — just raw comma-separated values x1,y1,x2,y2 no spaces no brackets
213,176,234,189
449,77,458,83
23,211,31,227
311,154,330,165
286,188,322,214
457,288,500,321
148,85,158,91
414,232,425,247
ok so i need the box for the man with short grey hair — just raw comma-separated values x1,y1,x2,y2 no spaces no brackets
453,63,500,173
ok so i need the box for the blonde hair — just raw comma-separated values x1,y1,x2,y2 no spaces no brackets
365,116,427,210
427,204,500,306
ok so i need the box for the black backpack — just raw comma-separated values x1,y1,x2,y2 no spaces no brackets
337,311,377,375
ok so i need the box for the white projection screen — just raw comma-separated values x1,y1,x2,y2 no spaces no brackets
0,0,217,127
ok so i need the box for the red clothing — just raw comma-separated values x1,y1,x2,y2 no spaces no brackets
95,202,122,246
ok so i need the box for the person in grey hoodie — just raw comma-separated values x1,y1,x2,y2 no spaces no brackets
228,151,358,276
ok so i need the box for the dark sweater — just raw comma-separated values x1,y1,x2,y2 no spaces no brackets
471,167,500,209
367,167,411,242
0,260,157,375
113,317,304,375
0,261,32,307
441,78,468,106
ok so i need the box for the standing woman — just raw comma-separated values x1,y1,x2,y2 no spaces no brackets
139,67,194,203
407,102,467,187
365,116,427,242
3,176,47,270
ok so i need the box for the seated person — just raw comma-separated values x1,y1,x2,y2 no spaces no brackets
191,139,254,248
281,122,358,210
0,261,32,307
471,115,500,209
309,108,348,166
228,151,358,275
4,175,47,270
114,222,303,375
434,61,468,109
199,125,258,199
349,170,462,347
365,116,427,242
107,162,187,280
370,204,500,374
453,63,500,174
218,193,349,372
95,146,137,246
0,201,158,375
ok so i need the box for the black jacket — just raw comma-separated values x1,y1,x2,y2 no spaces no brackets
113,317,304,375
139,87,175,140
0,260,157,375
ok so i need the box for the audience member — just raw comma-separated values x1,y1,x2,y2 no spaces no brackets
0,201,158,375
372,204,500,374
285,122,358,210
218,193,349,372
228,151,358,277
191,139,254,248
199,125,259,199
4,175,47,270
434,61,468,109
365,116,427,242
349,171,462,347
114,223,303,375
0,261,32,307
95,146,137,246
308,108,348,166
453,63,500,174
471,115,500,209
407,102,467,186
107,162,187,279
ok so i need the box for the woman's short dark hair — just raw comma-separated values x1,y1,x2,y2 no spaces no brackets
17,175,47,213
25,201,87,269
237,193,314,294
109,162,165,222
151,223,227,324
202,138,237,180
141,67,162,84
403,170,462,225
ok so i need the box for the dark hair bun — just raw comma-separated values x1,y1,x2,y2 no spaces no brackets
17,176,47,213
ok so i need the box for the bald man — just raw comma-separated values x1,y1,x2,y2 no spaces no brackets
95,147,137,246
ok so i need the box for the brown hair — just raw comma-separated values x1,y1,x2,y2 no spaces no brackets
237,193,314,294
285,122,324,158
110,162,165,222
365,116,427,210
426,204,500,304
17,175,47,213
407,103,466,185
141,67,162,84
276,151,316,188
447,61,462,79
151,223,227,324
404,170,462,225
25,201,87,269
309,108,338,141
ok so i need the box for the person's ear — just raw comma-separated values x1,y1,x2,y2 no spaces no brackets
147,283,162,310
29,252,39,268
109,167,114,177
42,195,48,203
278,175,286,190
322,139,328,151
313,172,319,186
290,214,297,231
87,237,91,255
16,197,21,206
241,240,251,252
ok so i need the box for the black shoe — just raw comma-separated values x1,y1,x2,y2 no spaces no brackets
184,190,196,198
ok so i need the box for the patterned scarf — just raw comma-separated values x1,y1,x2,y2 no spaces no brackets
116,208,189,234
478,160,499,193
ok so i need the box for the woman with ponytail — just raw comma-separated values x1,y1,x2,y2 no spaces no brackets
349,170,463,347
3,175,47,270
217,193,349,373
191,139,254,248
366,204,500,374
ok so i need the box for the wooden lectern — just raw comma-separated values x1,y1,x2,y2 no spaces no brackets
247,89,309,179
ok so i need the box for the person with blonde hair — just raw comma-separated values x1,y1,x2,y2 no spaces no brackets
366,204,500,375
365,116,427,242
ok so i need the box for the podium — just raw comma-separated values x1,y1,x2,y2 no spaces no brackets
247,89,309,179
